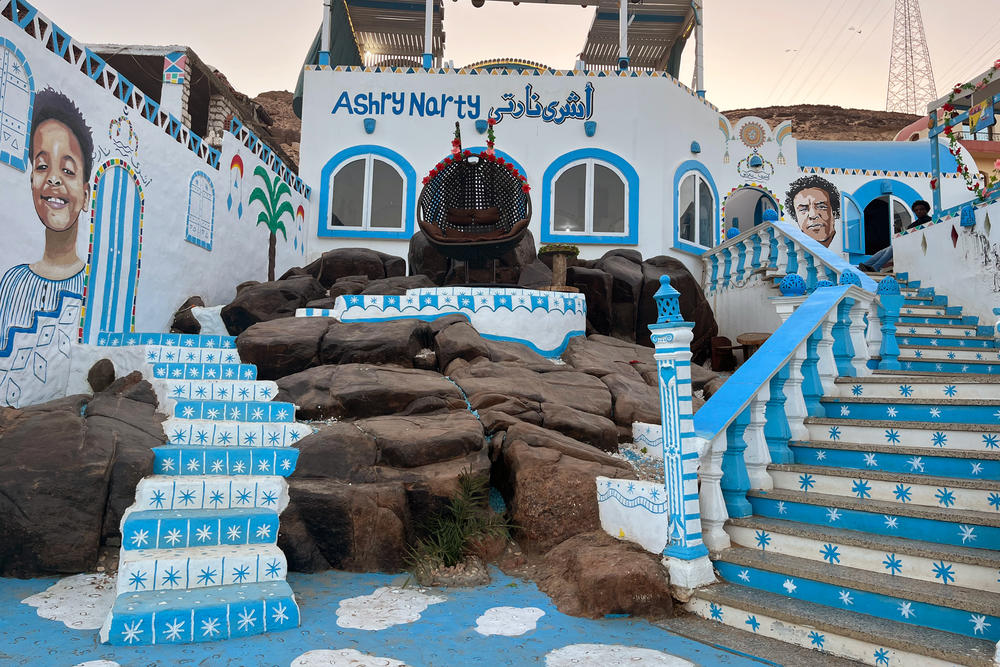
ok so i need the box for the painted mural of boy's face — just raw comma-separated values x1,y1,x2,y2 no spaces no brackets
792,187,834,246
31,119,89,233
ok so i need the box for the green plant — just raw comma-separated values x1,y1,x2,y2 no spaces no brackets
248,165,293,281
406,471,509,580
538,243,580,256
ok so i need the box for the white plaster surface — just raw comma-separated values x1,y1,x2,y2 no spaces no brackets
473,606,545,636
192,305,230,336
21,573,117,630
545,644,695,666
65,343,149,397
335,587,446,630
291,649,408,666
596,477,669,555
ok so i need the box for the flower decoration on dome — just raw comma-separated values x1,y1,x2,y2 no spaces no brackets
938,61,1000,201
421,121,530,193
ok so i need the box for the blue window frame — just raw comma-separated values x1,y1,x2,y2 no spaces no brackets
317,145,415,239
673,160,719,255
185,171,215,250
541,148,639,245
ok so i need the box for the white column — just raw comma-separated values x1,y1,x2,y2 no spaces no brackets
867,299,884,361
816,315,838,396
319,0,332,66
848,295,874,377
744,387,773,490
692,1,704,96
618,0,629,69
699,433,731,552
784,343,810,441
423,0,434,68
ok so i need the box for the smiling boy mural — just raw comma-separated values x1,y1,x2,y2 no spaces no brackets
784,175,840,248
0,88,92,349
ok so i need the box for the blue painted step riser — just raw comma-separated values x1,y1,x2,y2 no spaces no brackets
121,512,280,551
749,496,999,550
153,363,257,381
164,381,279,403
896,336,996,349
898,316,967,326
103,587,298,645
899,359,999,374
164,421,310,448
144,348,241,365
903,347,1000,361
135,478,287,512
715,562,999,642
153,447,299,477
790,446,999,481
118,547,287,594
97,333,237,348
173,401,296,423
822,402,1000,423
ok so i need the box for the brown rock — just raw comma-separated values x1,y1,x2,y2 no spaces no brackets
638,256,718,364
358,411,484,469
87,358,115,393
562,334,655,381
221,275,326,335
276,364,466,420
537,531,673,619
407,230,450,285
361,275,437,295
602,372,662,426
568,266,613,335
303,247,401,287
435,321,490,370
595,252,644,343
170,295,204,334
236,317,333,381
541,404,619,452
319,319,432,367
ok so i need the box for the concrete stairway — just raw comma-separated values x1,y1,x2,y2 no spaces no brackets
95,332,302,645
685,278,1000,666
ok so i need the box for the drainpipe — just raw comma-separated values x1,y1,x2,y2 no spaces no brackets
319,0,332,66
423,0,433,68
618,0,629,70
691,0,704,97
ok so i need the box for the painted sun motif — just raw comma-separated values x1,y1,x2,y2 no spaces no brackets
739,121,767,148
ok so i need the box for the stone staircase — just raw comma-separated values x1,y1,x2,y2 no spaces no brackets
95,332,302,645
685,276,1000,666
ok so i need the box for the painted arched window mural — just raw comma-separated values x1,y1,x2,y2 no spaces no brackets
0,38,34,172
185,170,215,250
318,145,415,240
673,161,718,254
541,148,639,244
82,160,144,343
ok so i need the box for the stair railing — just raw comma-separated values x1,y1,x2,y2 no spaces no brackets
703,221,878,294
686,279,902,552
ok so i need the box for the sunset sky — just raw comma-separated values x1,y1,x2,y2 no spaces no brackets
34,0,1000,111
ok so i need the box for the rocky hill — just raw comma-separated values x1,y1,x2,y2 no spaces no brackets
254,90,302,166
722,104,922,141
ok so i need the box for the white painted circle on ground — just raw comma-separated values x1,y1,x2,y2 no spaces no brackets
21,573,117,630
545,644,695,666
474,606,545,636
291,649,408,666
72,662,121,667
335,586,446,630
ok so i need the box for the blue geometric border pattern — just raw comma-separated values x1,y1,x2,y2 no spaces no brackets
0,290,81,358
147,347,240,365
136,478,285,511
789,445,999,481
152,447,298,477
173,401,295,423
97,332,236,348
164,422,306,448
152,363,257,381
716,561,999,642
104,581,298,645
121,508,280,551
597,478,669,514
165,381,276,403
0,36,34,172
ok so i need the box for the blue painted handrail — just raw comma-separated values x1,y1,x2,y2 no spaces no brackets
693,285,851,442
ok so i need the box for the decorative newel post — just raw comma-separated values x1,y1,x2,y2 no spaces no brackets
650,275,716,590
876,276,903,370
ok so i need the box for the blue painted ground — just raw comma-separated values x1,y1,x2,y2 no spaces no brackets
0,568,764,666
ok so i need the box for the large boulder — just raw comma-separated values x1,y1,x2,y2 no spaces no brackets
361,275,437,295
594,252,644,343
434,321,490,370
567,266,613,335
220,275,326,335
303,248,404,288
236,317,334,381
497,425,634,552
537,531,673,619
276,364,467,420
562,334,656,382
409,229,542,287
638,256,717,363
0,396,114,575
319,319,433,367
601,372,661,426
407,231,450,285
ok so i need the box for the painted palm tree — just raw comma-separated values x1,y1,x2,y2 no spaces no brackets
249,166,293,281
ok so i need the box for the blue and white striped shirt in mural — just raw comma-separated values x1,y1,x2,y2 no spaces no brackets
0,264,85,351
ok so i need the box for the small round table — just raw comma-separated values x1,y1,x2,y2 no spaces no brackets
736,332,771,359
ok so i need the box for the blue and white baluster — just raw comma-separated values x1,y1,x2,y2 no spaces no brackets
708,254,720,293
721,246,734,290
773,295,811,441
766,226,780,272
743,386,773,490
875,276,904,371
650,275,716,588
784,237,799,277
837,270,875,377
815,311,838,396
749,230,763,276
733,237,748,284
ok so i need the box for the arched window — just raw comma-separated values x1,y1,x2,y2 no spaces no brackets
318,145,415,239
0,39,34,172
542,149,639,244
673,161,718,254
185,171,215,250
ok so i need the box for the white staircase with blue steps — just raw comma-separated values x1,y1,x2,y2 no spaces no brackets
685,273,1000,666
95,332,303,645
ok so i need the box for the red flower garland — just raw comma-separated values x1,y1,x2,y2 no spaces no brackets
938,61,1000,199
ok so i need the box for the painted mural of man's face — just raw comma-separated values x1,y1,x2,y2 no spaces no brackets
31,119,89,233
792,187,835,246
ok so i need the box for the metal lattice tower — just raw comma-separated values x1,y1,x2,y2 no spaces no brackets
886,0,937,114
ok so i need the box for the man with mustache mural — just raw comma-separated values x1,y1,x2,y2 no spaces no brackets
784,175,840,248
0,88,92,348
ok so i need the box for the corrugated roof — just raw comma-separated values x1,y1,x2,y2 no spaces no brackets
797,140,958,174
580,0,693,70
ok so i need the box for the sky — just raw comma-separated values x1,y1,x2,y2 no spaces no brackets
29,0,1000,111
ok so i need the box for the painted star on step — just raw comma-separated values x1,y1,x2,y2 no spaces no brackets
815,450,827,461
738,569,750,582
840,405,850,416
883,515,899,529
825,507,842,523
272,601,289,624
958,525,977,544
906,456,925,472
898,601,915,619
970,614,991,635
745,615,760,632
163,618,185,641
863,453,878,467
886,407,898,418
122,619,144,644
838,590,853,605
928,407,941,419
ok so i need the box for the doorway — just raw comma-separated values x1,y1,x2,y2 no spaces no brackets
862,195,912,255
724,186,779,234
